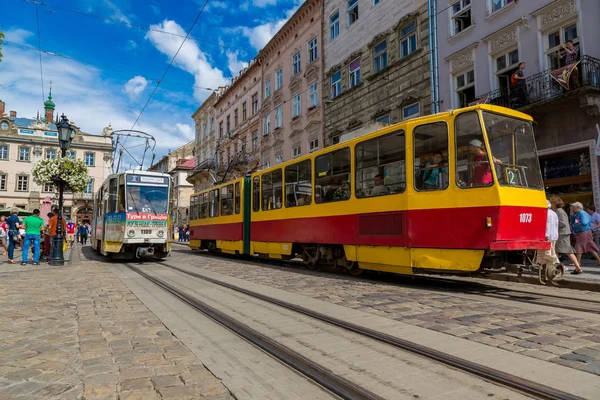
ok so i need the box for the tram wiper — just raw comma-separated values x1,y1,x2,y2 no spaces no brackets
128,190,140,215
144,193,158,216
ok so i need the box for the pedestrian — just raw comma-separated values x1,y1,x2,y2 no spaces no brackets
537,200,561,269
66,219,76,248
43,213,53,260
0,216,8,255
78,222,88,245
6,208,21,264
174,226,179,241
18,226,26,248
178,225,184,242
586,205,600,247
511,62,528,106
48,208,66,254
570,201,600,274
21,209,45,266
550,196,582,273
75,222,81,244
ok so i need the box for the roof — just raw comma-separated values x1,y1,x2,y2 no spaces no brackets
9,116,57,130
178,158,195,169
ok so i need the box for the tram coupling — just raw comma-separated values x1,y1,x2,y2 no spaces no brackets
136,247,155,258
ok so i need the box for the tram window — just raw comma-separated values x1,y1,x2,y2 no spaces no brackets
315,148,351,203
235,182,241,214
199,193,208,219
221,185,234,216
355,131,405,198
190,196,198,220
285,159,312,207
455,112,494,188
253,177,260,212
117,184,125,212
413,123,449,191
482,112,543,190
262,169,283,211
209,189,220,217
108,178,117,213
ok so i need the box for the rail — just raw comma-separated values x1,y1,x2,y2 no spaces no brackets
475,55,600,109
150,258,584,400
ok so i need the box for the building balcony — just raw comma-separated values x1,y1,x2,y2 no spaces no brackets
474,55,600,113
73,192,93,201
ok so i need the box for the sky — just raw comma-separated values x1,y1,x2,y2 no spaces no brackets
0,0,304,170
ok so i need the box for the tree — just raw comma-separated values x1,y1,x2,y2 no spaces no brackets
0,28,4,62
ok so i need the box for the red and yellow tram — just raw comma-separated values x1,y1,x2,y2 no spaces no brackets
189,105,556,282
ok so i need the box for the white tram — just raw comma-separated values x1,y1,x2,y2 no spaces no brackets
91,171,172,259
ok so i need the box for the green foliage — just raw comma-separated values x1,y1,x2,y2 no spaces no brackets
0,28,4,62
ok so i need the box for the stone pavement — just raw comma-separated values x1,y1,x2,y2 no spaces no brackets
173,247,600,376
0,246,233,400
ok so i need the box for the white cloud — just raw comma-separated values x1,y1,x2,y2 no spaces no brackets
253,0,278,7
149,4,161,15
3,28,34,45
0,41,194,169
126,40,138,50
103,0,131,24
124,76,149,98
226,51,248,76
210,1,227,9
241,1,303,50
145,20,229,101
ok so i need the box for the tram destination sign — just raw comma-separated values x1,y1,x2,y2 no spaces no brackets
126,175,169,185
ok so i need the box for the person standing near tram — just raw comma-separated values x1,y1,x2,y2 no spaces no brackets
550,196,581,274
570,202,600,274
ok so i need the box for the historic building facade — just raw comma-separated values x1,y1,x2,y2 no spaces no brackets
323,0,431,144
436,0,600,206
149,141,195,227
0,96,113,222
189,92,217,192
256,0,324,165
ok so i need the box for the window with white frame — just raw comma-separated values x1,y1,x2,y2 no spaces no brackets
330,10,340,40
293,93,302,117
292,52,301,75
19,146,30,162
0,174,6,190
85,179,94,194
292,145,301,158
400,22,417,58
276,105,283,128
376,114,390,124
16,175,28,191
308,38,318,63
309,138,319,152
276,69,283,89
67,150,76,159
348,0,358,26
349,59,360,88
546,22,579,70
309,82,319,108
275,154,284,164
455,69,475,107
43,182,54,192
265,79,271,98
331,71,342,99
495,48,519,92
264,115,271,135
85,152,95,166
403,103,420,120
45,149,57,159
373,40,387,73
489,0,513,14
0,145,8,160
451,0,472,36
253,131,259,150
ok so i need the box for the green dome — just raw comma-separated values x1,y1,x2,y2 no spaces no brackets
44,90,55,110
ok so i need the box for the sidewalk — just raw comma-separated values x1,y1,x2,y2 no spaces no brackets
0,245,233,400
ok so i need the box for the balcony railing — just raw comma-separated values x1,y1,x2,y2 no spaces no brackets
473,55,600,110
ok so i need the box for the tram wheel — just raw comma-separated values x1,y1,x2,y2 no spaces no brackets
347,263,364,277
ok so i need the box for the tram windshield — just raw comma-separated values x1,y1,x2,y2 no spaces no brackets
482,112,544,190
126,185,169,214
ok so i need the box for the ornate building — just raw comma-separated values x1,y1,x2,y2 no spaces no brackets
0,93,114,222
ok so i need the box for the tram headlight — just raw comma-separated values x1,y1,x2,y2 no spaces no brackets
486,217,493,228
127,229,136,237
157,229,165,237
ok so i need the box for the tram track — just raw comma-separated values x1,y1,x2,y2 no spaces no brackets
128,258,585,400
174,245,600,316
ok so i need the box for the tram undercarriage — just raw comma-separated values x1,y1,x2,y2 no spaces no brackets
481,250,565,285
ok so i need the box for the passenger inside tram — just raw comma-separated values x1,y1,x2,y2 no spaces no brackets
370,174,390,196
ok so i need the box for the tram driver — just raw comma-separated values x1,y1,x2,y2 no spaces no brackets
459,139,502,187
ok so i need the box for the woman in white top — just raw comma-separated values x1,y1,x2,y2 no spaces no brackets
537,200,561,268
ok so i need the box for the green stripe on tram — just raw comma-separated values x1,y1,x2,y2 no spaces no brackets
242,177,252,255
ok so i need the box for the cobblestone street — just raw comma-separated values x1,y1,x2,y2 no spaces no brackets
173,247,600,376
0,246,233,400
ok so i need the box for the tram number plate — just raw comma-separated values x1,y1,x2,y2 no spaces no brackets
141,229,152,235
519,213,532,223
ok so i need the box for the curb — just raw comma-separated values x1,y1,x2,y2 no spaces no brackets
481,273,600,293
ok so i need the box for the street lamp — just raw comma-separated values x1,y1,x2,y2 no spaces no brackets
49,114,75,266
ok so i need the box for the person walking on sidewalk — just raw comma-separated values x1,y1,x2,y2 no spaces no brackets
48,208,66,254
0,216,8,256
6,208,21,264
66,219,76,248
586,205,600,247
537,200,561,271
21,209,45,266
570,201,600,274
78,223,89,245
550,196,582,273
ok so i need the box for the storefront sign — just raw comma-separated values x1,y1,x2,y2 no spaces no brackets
18,129,34,135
